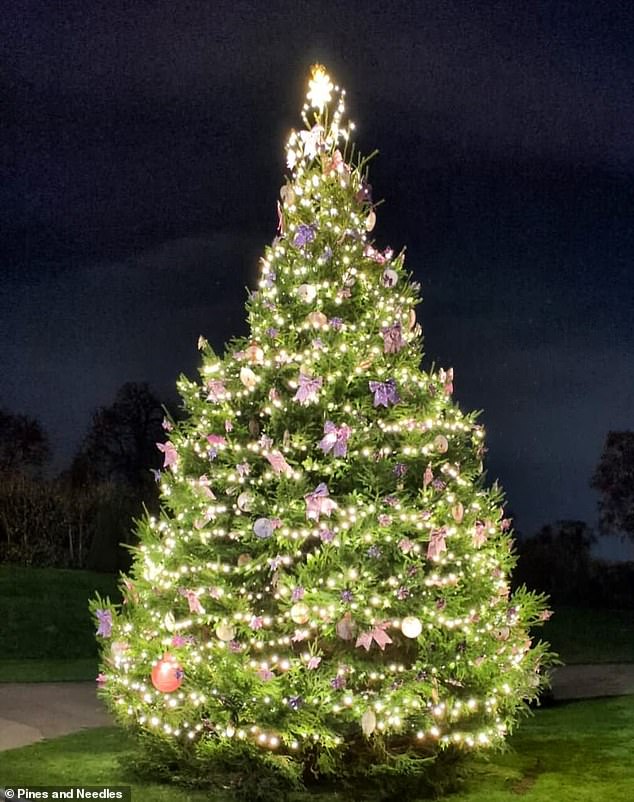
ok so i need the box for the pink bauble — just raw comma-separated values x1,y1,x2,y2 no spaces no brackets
151,653,183,693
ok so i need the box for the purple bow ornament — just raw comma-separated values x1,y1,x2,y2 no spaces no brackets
294,373,323,405
369,378,400,408
319,421,351,457
95,609,112,638
304,483,337,521
181,589,205,615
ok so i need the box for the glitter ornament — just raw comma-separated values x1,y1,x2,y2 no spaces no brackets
434,435,449,453
240,367,257,389
290,602,310,624
365,210,376,231
361,708,377,736
237,492,254,512
452,502,464,523
216,623,236,642
297,283,317,303
151,654,183,693
401,616,423,639
306,310,328,328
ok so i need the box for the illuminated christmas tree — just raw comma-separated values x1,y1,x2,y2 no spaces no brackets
93,66,552,795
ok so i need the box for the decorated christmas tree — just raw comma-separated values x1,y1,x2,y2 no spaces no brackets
93,66,552,795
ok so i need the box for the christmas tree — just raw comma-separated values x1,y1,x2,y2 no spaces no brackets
93,66,552,794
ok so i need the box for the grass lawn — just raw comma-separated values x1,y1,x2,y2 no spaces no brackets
0,697,633,801
0,565,120,661
540,606,634,663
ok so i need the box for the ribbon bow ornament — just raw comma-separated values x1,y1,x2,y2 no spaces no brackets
427,528,448,561
305,483,337,521
156,441,178,468
95,609,113,638
265,449,293,476
369,378,400,408
294,373,323,405
206,380,228,403
381,322,405,354
319,421,351,457
181,589,205,615
355,621,393,651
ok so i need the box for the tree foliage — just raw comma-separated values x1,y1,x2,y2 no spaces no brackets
591,431,634,542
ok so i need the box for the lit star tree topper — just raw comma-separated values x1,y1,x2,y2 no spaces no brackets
91,65,553,794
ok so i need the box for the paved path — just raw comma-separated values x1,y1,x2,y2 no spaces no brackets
1,665,634,752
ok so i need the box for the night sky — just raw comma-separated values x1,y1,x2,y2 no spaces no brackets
2,1,633,553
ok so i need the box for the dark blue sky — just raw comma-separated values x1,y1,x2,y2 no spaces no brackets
2,1,633,553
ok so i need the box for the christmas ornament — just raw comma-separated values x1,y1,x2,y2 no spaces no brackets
240,367,257,389
254,518,274,539
151,654,183,693
452,502,464,523
293,224,316,248
336,612,356,640
423,464,434,488
290,602,310,624
361,708,377,737
163,612,176,632
434,435,449,453
279,184,296,206
307,310,328,328
305,483,337,520
248,418,260,437
297,283,317,303
408,308,417,330
319,421,351,457
299,124,324,157
156,442,178,469
401,616,423,639
382,268,398,287
369,378,400,407
237,492,254,512
95,609,112,638
294,373,323,405
365,210,376,231
237,553,252,567
216,623,236,642
245,343,264,365
181,589,205,615
356,621,393,651
427,528,448,560
265,449,293,476
206,380,228,402
382,322,405,354
473,521,487,548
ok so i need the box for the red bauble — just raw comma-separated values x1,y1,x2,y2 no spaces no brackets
151,653,184,693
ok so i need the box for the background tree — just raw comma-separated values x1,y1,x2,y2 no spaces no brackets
591,431,634,543
0,408,50,475
71,382,166,496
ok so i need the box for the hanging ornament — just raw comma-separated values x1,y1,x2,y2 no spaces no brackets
110,640,129,658
423,464,434,488
408,308,417,330
306,310,328,328
290,602,310,624
248,418,260,437
434,435,449,453
361,708,377,737
297,283,317,303
382,268,398,288
237,492,254,512
245,343,264,365
151,654,184,693
163,612,176,632
253,517,275,539
216,622,236,642
452,502,464,523
280,184,296,206
336,612,356,640
240,367,257,389
197,336,208,350
365,210,376,231
237,553,252,567
401,616,423,639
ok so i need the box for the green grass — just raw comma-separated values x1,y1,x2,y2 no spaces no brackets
542,606,634,663
0,565,119,660
0,658,98,682
1,697,633,801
